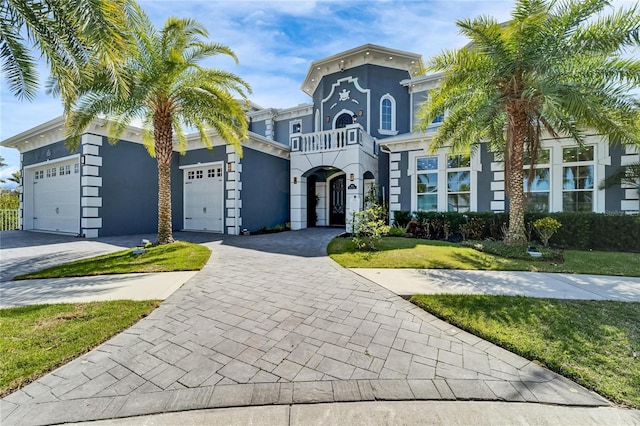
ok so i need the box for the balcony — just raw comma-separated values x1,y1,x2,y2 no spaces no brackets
290,124,376,156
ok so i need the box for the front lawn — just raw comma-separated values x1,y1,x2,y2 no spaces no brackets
15,241,211,280
411,295,640,408
328,237,640,276
0,301,159,396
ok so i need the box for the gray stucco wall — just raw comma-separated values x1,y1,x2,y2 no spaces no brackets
22,140,80,166
313,64,411,138
240,147,289,232
377,151,389,204
179,146,227,167
398,151,412,211
605,143,626,213
274,114,313,145
250,119,267,139
100,139,182,237
476,144,493,212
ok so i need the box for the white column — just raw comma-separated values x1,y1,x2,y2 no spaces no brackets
80,134,103,238
290,175,307,230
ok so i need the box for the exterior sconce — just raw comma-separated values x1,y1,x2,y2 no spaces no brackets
227,163,232,172
358,110,363,117
80,155,86,164
349,173,354,181
352,114,358,123
325,115,330,123
293,177,298,184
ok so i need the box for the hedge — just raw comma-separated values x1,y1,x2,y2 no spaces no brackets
393,210,640,252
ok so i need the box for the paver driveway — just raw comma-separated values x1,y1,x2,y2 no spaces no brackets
1,228,608,425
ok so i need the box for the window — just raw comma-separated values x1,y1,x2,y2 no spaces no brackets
208,169,215,178
65,165,71,175
447,154,471,212
523,149,551,212
416,157,438,211
217,167,222,177
562,146,594,212
379,94,396,134
51,167,56,177
196,170,203,179
74,163,79,174
290,120,302,134
432,114,444,124
60,166,64,176
46,168,51,178
187,171,195,180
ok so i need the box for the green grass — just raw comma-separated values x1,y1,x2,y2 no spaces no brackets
327,237,640,276
15,241,211,280
410,295,640,408
0,300,160,396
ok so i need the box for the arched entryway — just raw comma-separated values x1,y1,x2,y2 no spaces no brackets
302,166,346,227
335,112,353,129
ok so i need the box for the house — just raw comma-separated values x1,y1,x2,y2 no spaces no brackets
2,44,638,238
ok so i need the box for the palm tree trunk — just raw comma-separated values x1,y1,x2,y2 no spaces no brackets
505,108,527,245
154,111,174,245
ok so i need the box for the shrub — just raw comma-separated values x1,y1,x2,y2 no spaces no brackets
351,204,390,251
388,223,408,237
533,217,562,247
393,210,412,227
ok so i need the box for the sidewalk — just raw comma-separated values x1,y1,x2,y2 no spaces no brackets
352,269,640,301
71,401,640,426
0,272,196,308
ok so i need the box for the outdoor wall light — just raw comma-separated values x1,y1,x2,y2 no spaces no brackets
227,163,232,172
293,177,298,184
349,173,354,181
80,155,85,164
358,110,363,117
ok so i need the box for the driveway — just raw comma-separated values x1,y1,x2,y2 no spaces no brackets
2,228,608,426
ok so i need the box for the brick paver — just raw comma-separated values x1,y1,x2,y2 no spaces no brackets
1,229,609,425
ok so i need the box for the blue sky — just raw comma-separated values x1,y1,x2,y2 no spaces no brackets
1,0,631,184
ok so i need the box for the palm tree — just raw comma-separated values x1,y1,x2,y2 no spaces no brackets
1,0,135,103
8,170,21,185
66,13,251,244
416,0,640,244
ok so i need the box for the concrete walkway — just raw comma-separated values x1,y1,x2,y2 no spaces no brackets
1,229,614,425
355,269,640,300
70,401,640,426
0,272,196,308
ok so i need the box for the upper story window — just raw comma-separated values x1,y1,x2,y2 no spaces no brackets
290,120,302,134
379,94,397,135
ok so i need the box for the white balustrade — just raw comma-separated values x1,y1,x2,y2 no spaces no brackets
290,124,376,155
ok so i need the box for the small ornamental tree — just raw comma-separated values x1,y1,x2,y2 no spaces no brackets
533,217,562,247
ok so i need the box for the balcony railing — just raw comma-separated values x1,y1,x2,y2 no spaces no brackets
290,124,376,155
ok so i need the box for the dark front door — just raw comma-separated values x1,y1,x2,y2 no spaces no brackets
306,175,317,227
330,175,346,226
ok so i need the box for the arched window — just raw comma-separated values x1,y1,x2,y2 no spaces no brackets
379,94,397,135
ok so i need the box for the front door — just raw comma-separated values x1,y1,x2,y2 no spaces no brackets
330,175,346,226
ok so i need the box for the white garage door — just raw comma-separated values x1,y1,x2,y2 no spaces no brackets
183,165,224,232
31,159,81,234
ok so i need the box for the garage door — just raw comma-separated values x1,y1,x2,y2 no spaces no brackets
31,159,81,234
183,165,224,232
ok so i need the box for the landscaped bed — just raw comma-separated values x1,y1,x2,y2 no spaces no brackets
14,241,211,280
328,237,640,276
411,294,640,408
0,300,160,397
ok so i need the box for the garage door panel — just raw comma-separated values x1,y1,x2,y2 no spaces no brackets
31,159,80,234
184,165,224,232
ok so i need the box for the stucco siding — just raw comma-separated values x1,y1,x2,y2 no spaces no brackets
240,147,289,232
99,139,182,237
22,141,80,166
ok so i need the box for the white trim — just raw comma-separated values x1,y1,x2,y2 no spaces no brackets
314,109,321,132
179,161,223,170
321,76,371,132
23,154,81,170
